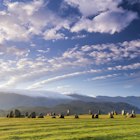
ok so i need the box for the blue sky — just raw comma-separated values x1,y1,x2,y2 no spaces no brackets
0,0,140,96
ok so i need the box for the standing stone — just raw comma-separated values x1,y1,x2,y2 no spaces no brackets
38,113,44,118
67,109,70,116
108,112,114,118
14,109,21,118
9,111,14,118
59,114,64,118
122,110,126,115
29,112,36,118
25,112,29,117
91,114,94,119
132,110,135,114
74,114,79,119
94,114,99,118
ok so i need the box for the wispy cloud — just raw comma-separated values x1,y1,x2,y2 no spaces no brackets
28,69,101,89
87,74,119,81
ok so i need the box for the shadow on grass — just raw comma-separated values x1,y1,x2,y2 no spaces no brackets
70,135,124,140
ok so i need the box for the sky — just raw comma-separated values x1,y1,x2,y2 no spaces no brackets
0,0,140,97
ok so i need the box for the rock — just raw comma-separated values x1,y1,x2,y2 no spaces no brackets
108,113,114,118
29,112,36,118
74,114,79,119
9,111,14,118
25,112,29,117
114,111,118,115
94,114,99,118
91,114,94,119
59,114,64,118
128,113,136,118
14,109,21,118
67,109,70,116
126,112,130,117
38,113,44,118
132,110,135,114
122,110,126,115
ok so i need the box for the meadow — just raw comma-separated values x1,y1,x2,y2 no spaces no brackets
0,115,139,140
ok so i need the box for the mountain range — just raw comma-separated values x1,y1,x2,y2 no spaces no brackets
0,90,139,116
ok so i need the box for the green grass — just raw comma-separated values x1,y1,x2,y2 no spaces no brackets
0,115,140,140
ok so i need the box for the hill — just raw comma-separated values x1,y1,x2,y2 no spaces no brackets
68,94,140,109
0,91,140,116
2,101,139,117
0,92,74,110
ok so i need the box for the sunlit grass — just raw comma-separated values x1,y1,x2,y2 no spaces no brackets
0,115,139,140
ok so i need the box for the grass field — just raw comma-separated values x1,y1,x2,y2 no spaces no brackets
0,115,140,140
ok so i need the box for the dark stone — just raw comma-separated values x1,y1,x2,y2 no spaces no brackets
128,113,136,118
59,114,64,118
25,112,28,117
91,114,94,119
38,113,44,118
29,112,36,118
14,109,21,118
67,109,70,116
94,114,99,118
108,113,114,118
74,114,79,119
52,116,56,118
9,111,14,118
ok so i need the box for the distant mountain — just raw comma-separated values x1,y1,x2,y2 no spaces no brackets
2,101,139,117
68,94,96,102
95,96,140,109
0,91,140,113
49,101,140,114
0,92,74,110
68,94,140,109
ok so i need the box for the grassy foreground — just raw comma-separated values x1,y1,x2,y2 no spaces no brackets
0,115,140,140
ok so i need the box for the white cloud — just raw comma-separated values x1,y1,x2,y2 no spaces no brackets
37,48,50,53
0,0,138,44
0,39,139,89
43,29,65,40
81,39,140,64
0,45,30,57
0,77,17,88
71,9,138,34
65,0,138,34
71,34,86,40
88,74,119,81
0,0,71,43
5,0,44,16
28,69,101,89
109,63,140,71
0,0,44,43
65,0,122,17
